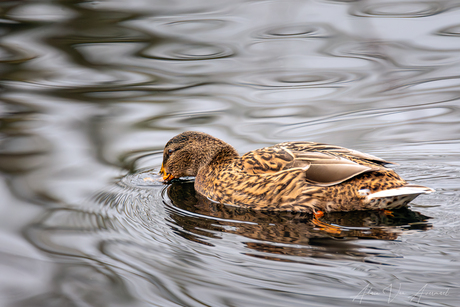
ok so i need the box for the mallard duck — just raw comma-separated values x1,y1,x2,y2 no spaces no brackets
160,131,434,214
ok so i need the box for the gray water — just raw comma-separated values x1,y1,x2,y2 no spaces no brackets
1,0,460,306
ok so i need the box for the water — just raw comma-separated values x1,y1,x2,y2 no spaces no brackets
1,0,459,306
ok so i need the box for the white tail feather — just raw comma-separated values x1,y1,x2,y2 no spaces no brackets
365,185,434,209
367,185,435,200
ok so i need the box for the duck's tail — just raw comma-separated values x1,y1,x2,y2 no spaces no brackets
365,184,435,209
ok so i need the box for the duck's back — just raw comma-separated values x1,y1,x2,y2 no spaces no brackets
194,142,433,213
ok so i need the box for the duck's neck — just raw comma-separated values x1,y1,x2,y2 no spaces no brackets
196,143,239,184
199,143,239,170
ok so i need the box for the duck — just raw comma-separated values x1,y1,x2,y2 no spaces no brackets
160,131,434,214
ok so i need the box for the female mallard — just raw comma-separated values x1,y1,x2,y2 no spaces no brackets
160,131,434,213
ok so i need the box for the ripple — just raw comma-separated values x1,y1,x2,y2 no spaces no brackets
120,169,165,187
159,19,230,34
0,44,37,64
92,183,170,238
377,77,460,95
141,42,235,61
246,106,314,119
325,40,460,72
407,76,460,91
363,106,458,143
240,70,365,89
350,1,445,18
12,68,156,89
0,134,50,173
7,3,76,22
253,87,338,103
377,106,451,122
141,111,222,129
132,97,230,129
325,40,392,62
271,98,459,141
254,23,333,39
437,24,460,37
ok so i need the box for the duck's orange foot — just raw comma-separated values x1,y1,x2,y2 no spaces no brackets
383,210,394,217
314,210,324,219
312,210,341,234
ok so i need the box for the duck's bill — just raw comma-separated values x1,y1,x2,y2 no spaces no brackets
163,173,175,181
160,163,175,181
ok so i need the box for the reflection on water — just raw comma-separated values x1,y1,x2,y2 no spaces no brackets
1,0,460,306
167,181,431,259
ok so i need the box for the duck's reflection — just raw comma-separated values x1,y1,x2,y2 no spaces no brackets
167,182,431,260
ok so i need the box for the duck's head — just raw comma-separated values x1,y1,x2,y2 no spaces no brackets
160,131,237,182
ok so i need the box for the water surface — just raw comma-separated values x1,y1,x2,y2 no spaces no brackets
1,0,459,306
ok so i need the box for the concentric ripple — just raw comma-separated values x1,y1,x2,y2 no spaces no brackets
349,1,445,18
141,42,235,61
254,23,334,39
240,70,365,89
156,18,231,35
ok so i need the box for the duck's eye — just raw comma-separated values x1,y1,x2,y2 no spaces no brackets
168,149,174,155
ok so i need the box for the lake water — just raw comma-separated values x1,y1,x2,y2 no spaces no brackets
1,0,459,306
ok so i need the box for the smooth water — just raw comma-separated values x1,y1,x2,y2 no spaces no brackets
1,0,459,306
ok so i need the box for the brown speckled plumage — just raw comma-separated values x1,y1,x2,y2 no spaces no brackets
160,131,434,213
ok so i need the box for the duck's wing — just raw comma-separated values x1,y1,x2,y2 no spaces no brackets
275,141,394,166
241,145,387,187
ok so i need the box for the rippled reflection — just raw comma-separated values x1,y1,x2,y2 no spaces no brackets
167,182,430,259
